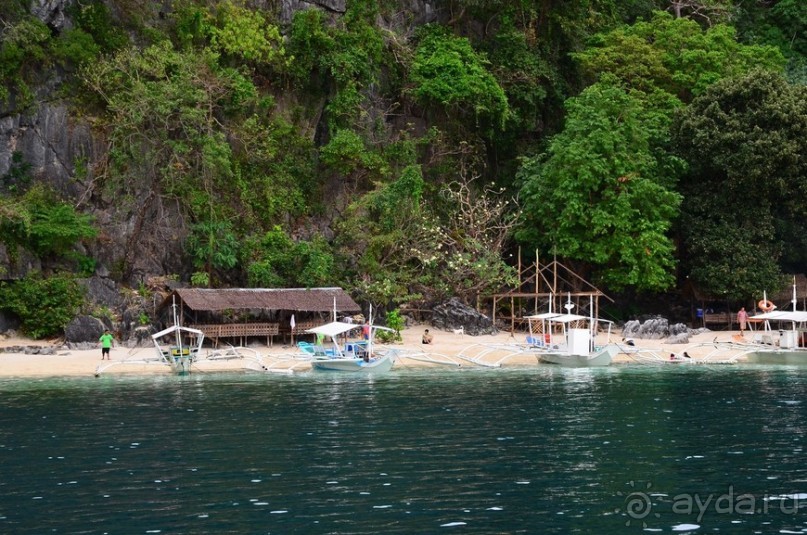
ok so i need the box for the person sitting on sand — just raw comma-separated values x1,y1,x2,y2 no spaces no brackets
422,329,433,345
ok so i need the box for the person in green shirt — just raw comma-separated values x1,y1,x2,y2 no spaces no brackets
99,329,115,360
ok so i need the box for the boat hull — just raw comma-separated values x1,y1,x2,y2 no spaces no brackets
537,346,615,368
311,354,395,373
745,349,807,365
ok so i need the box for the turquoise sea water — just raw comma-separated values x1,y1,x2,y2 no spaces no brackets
1,365,806,534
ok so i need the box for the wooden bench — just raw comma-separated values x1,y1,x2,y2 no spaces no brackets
191,323,280,347
703,312,733,328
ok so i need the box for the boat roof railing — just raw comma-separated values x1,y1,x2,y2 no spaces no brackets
750,311,807,322
524,313,614,325
152,324,204,340
305,321,395,338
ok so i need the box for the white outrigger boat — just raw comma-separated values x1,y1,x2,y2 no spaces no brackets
304,321,398,373
735,283,807,365
95,303,205,376
528,296,618,367
151,322,204,374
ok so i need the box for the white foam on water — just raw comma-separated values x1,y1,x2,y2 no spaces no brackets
672,523,700,531
253,502,268,506
486,506,503,511
728,451,744,454
778,530,804,534
145,531,161,533
251,479,261,483
326,481,338,484
360,492,370,495
198,514,208,518
373,505,392,509
779,493,807,500
643,528,662,532
516,481,530,485
383,483,391,486
440,522,467,527
270,510,288,514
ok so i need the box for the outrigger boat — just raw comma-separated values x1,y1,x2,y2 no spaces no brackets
95,301,205,376
303,321,398,373
528,295,618,367
151,322,204,374
741,284,807,364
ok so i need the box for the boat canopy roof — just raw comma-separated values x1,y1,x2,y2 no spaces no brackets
750,310,807,322
306,321,394,337
526,313,614,325
306,321,359,337
152,324,204,340
525,313,561,320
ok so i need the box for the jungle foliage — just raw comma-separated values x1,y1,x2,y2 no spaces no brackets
1,0,805,326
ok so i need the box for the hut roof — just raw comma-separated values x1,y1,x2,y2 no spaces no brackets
163,287,361,313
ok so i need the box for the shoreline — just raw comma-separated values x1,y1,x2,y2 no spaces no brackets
0,327,751,378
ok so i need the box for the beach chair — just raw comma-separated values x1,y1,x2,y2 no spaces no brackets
526,336,544,347
297,341,316,355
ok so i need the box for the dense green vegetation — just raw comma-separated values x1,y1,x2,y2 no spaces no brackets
0,0,805,335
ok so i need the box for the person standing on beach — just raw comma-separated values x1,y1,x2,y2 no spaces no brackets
737,307,748,335
99,329,115,360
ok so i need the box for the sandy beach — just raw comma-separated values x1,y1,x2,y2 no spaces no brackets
0,326,752,378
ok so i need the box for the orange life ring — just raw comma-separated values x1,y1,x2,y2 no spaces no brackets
758,299,775,312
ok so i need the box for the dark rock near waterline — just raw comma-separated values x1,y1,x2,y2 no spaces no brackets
0,345,57,355
622,317,710,344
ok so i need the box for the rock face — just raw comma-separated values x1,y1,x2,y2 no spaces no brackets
431,298,497,336
30,0,71,30
0,103,98,197
64,315,109,344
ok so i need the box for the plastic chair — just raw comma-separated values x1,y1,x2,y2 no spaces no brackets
297,341,316,355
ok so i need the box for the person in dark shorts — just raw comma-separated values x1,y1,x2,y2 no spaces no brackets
99,329,115,360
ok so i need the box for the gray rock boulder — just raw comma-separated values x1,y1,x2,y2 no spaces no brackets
432,298,497,336
622,317,699,344
65,315,108,344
